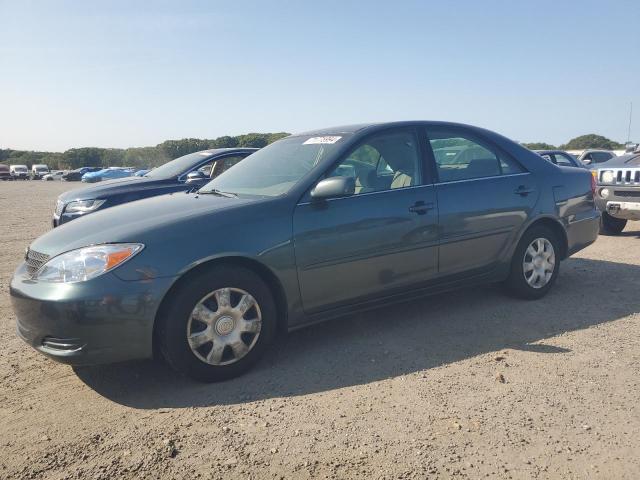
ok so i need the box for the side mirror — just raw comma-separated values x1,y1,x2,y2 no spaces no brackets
310,176,355,200
186,170,207,183
581,158,592,165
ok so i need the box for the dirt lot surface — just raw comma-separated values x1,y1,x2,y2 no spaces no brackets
1,181,639,479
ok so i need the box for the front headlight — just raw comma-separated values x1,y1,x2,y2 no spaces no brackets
33,243,144,283
65,199,106,214
600,170,614,184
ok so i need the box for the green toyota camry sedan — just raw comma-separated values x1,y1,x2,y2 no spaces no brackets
11,121,600,382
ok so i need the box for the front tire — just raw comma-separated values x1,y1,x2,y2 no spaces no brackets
156,265,277,382
599,212,626,235
505,225,560,300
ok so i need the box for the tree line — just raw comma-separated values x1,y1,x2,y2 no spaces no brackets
521,134,627,151
0,132,289,170
1,132,630,171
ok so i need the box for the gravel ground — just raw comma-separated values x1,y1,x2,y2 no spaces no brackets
1,181,639,480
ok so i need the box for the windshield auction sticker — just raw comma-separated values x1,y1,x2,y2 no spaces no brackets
303,136,342,145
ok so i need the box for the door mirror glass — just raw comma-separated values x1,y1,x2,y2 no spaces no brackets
581,158,592,165
310,176,355,200
186,170,207,183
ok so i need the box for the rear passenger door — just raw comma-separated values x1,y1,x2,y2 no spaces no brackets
426,127,538,277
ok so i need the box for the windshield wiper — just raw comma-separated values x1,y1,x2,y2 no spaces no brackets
199,188,238,198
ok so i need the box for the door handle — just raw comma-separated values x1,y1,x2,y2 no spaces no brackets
514,185,536,196
408,201,434,215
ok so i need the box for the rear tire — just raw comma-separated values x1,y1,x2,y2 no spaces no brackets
156,265,277,382
505,225,560,300
599,212,626,235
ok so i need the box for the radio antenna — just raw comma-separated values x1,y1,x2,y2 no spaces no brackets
627,101,633,144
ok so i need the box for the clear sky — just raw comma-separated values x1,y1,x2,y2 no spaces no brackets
1,0,639,152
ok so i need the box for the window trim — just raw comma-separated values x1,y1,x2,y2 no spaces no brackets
424,127,527,184
296,182,431,207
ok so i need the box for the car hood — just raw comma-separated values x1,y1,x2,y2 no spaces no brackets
30,192,256,258
59,176,167,202
592,160,640,169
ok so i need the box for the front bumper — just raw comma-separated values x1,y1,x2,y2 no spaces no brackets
595,189,640,220
10,263,177,366
603,201,640,221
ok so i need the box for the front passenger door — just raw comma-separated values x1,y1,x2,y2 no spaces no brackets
293,128,439,313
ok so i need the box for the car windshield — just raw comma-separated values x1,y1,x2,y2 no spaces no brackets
199,135,347,197
144,151,213,179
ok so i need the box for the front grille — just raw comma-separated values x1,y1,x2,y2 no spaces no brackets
599,168,640,185
614,190,640,198
25,249,50,276
54,200,64,217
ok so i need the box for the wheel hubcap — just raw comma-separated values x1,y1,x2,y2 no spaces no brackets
215,316,235,336
186,287,262,366
523,237,555,289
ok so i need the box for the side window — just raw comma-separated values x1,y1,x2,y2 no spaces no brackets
328,130,421,194
197,162,215,177
552,153,574,167
591,152,612,163
427,129,524,182
211,155,245,178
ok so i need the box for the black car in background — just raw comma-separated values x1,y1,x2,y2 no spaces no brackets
53,148,257,226
534,150,585,168
62,167,102,181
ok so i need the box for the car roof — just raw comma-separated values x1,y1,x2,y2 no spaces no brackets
200,147,259,155
292,120,492,137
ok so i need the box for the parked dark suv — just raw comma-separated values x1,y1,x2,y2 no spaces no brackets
53,148,257,226
12,122,600,382
0,164,10,180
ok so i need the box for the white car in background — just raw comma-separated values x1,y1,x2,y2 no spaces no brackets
31,164,50,180
566,149,617,166
42,171,66,181
10,165,29,180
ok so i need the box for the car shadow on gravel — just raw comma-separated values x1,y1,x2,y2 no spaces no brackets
74,257,640,409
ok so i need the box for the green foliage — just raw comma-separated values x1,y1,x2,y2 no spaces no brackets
560,134,624,150
521,142,556,150
0,132,289,170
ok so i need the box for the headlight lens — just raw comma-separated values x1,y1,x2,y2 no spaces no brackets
33,244,143,283
65,199,106,214
601,170,614,184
